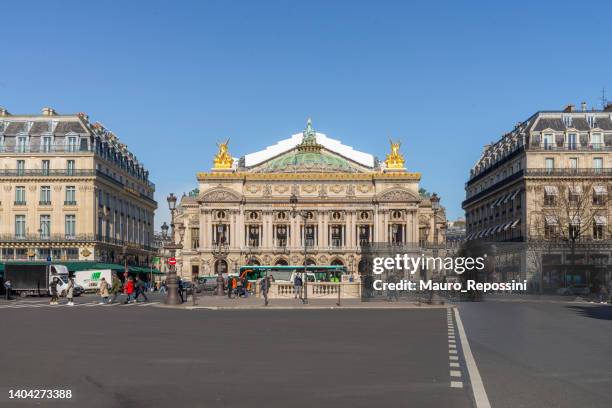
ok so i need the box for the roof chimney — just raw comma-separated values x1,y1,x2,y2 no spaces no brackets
580,101,587,112
41,107,57,116
0,107,9,116
563,104,574,113
604,103,612,112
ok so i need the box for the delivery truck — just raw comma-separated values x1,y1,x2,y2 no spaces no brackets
3,263,82,297
74,269,113,293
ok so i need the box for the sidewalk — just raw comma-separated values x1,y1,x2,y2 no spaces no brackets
156,295,450,310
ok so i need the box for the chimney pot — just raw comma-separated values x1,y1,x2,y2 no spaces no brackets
563,104,574,112
0,107,8,116
580,102,587,111
603,103,612,112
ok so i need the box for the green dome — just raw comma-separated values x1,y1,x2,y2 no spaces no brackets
263,151,355,173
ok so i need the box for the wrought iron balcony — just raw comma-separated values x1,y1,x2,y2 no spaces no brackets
524,168,612,177
530,143,611,152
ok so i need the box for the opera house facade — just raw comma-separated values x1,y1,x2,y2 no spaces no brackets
174,120,446,280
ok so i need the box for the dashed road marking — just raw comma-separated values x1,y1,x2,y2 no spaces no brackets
451,381,464,388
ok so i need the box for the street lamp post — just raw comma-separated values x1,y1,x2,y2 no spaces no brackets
163,193,185,305
290,193,309,304
212,233,229,296
429,193,441,304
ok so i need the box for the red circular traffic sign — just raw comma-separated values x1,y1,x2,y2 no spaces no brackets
168,257,177,265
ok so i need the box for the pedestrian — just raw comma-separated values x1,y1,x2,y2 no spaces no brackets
109,274,122,304
124,277,135,304
228,276,235,299
49,277,60,305
260,275,271,306
599,284,608,304
294,273,303,300
3,280,11,301
134,276,149,303
178,278,185,303
66,276,75,306
98,277,110,304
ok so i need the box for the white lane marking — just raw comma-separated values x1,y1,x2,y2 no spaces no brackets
449,339,456,344
450,370,461,377
449,355,459,361
450,362,460,368
451,381,464,388
454,308,491,408
449,349,457,355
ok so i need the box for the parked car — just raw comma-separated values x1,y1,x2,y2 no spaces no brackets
197,276,219,291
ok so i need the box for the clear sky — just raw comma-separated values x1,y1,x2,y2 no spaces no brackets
1,0,611,227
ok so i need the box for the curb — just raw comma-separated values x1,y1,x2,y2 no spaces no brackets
154,303,452,311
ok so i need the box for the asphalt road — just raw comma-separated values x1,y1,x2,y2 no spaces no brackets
0,304,471,408
458,299,612,408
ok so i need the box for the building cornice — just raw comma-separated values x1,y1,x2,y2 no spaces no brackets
197,171,421,182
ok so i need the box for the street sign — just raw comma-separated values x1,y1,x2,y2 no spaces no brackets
168,257,177,265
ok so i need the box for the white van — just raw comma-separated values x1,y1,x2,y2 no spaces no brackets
74,269,113,292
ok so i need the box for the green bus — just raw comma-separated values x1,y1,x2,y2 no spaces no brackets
237,265,347,283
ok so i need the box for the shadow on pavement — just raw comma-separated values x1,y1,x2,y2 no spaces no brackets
566,305,612,320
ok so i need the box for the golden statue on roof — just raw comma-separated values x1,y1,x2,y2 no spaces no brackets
385,139,405,169
213,139,233,169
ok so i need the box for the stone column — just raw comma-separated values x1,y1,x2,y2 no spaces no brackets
237,204,245,249
373,205,379,242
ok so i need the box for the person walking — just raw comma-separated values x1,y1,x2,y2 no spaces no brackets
49,277,60,305
109,274,122,304
98,277,110,304
228,276,236,299
134,276,149,303
599,284,608,304
3,280,11,301
178,278,185,303
66,276,75,306
260,275,271,306
124,277,135,304
159,280,167,295
293,273,303,300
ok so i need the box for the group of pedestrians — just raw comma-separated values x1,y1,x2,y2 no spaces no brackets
98,275,149,304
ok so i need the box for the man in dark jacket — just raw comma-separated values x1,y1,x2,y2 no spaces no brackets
260,276,271,306
49,277,60,305
4,280,11,300
134,276,149,303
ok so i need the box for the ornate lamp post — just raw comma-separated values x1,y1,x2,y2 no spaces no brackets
290,193,309,304
212,230,229,296
163,193,185,305
430,193,441,278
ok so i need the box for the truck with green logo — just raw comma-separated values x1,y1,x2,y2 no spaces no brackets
74,269,113,293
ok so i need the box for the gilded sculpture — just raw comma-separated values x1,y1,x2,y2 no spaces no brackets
385,139,405,169
213,139,234,169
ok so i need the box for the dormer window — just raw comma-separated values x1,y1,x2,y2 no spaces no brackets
587,116,596,128
66,136,78,152
41,136,52,152
542,133,554,150
567,133,577,150
591,133,603,150
17,136,28,153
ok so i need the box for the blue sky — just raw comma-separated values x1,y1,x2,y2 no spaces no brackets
1,0,611,226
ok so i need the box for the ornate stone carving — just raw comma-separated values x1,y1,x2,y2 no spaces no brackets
346,184,355,197
200,189,242,203
358,184,371,193
28,185,37,192
379,189,418,202
263,184,272,197
318,184,327,198
3,185,12,192
291,184,299,196
330,184,344,193
302,184,316,193
274,184,289,193
246,184,260,194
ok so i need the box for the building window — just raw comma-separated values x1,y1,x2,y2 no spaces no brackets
67,160,75,175
42,160,50,176
332,211,341,220
567,133,577,150
392,210,402,220
17,160,25,176
42,136,52,152
390,224,404,244
569,220,580,241
593,157,603,172
545,158,554,171
65,186,76,205
591,133,603,150
593,223,604,240
358,225,370,245
275,225,288,247
17,136,27,152
360,211,369,220
190,228,200,249
593,186,607,206
304,225,315,247
216,210,227,220
213,224,228,245
331,225,342,247
568,186,581,206
542,134,554,150
40,186,51,205
15,215,26,238
569,157,578,170
40,215,50,239
15,186,26,205
276,211,286,220
67,136,78,152
249,211,259,220
65,215,76,239
248,225,260,247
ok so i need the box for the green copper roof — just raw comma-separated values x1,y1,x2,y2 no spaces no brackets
263,150,356,173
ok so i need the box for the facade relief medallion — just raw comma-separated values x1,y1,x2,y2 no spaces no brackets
302,185,316,194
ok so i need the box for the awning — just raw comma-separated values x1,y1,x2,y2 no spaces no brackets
511,219,520,228
508,190,520,201
496,193,510,206
545,216,558,225
544,186,558,195
594,185,607,195
594,215,607,225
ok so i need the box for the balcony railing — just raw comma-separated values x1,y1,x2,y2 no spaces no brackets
531,143,611,152
524,168,612,177
0,169,97,177
64,200,77,206
0,145,92,154
39,201,51,206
